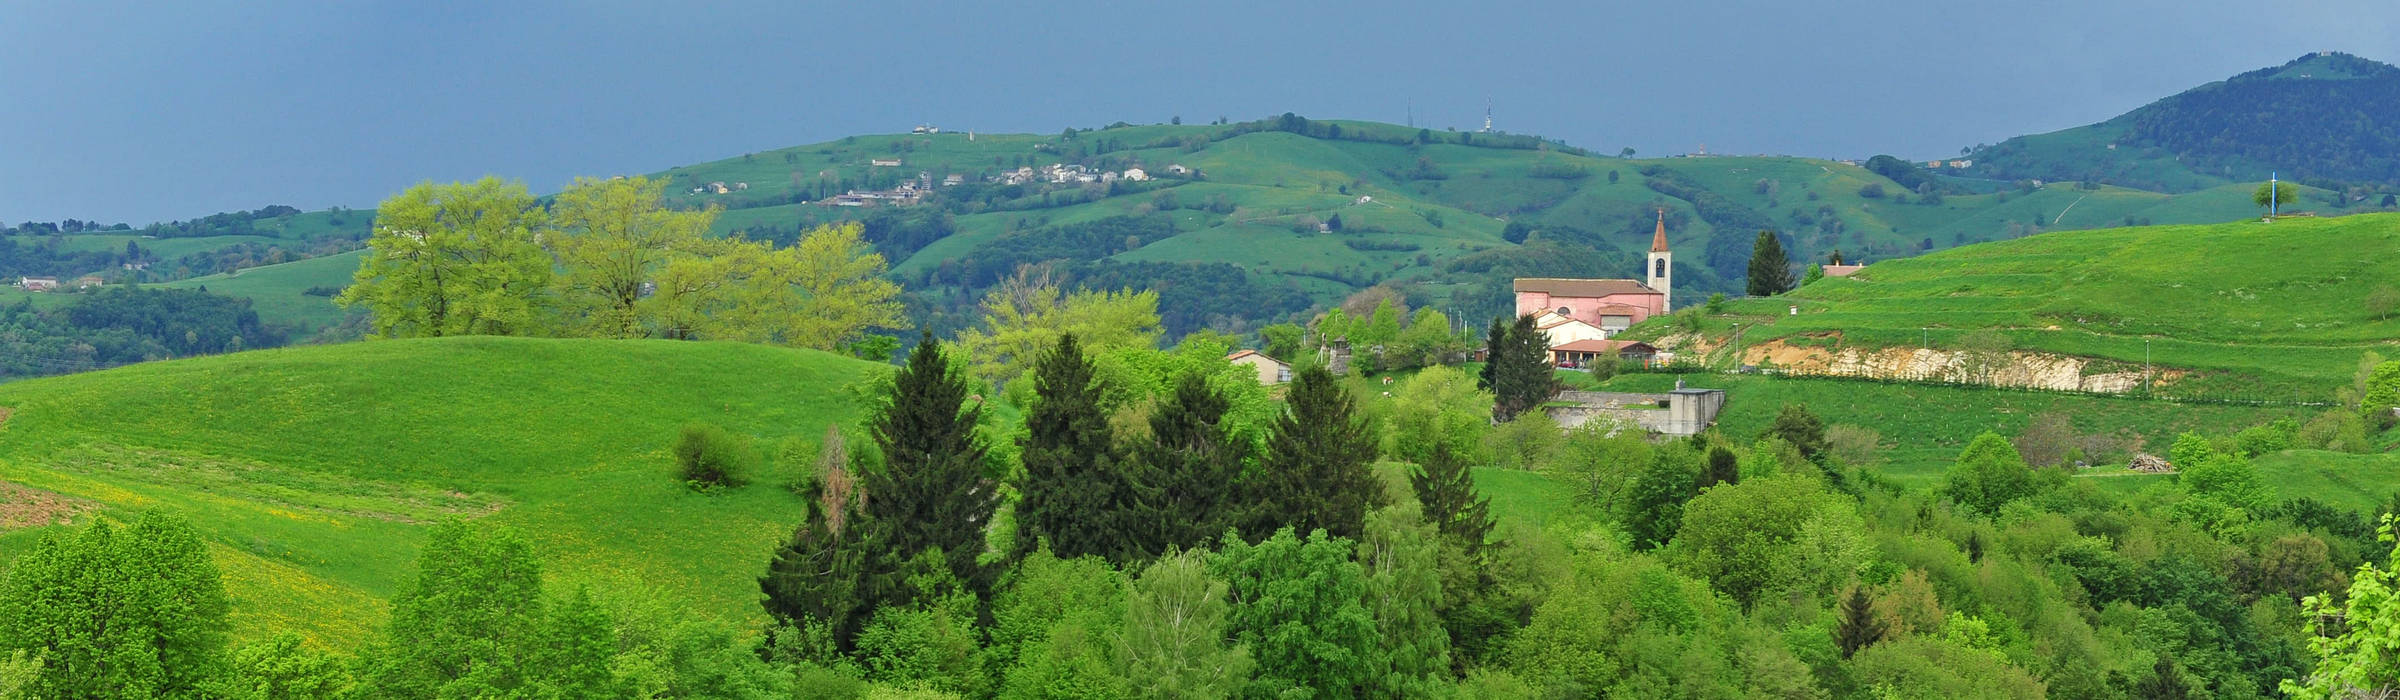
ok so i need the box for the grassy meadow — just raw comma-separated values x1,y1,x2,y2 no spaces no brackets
0,336,888,645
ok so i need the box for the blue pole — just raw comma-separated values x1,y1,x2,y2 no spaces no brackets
2271,171,2278,218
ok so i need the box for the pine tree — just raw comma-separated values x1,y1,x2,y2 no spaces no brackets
761,427,873,652
1475,317,1507,393
1834,585,1886,659
1746,230,1795,296
862,335,1001,604
1259,364,1386,541
1016,333,1150,564
1488,314,1557,424
1146,372,1249,552
1767,404,1829,462
2134,654,2192,699
1409,440,1495,558
1701,446,1741,488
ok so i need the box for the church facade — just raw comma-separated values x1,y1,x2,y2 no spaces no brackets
1512,211,1674,341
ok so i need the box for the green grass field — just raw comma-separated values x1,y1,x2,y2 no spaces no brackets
1621,213,2400,398
1592,373,2308,489
158,250,364,334
0,336,888,645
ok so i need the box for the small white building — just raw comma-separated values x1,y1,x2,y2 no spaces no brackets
870,158,903,167
1166,164,1190,175
1122,168,1150,182
18,277,59,292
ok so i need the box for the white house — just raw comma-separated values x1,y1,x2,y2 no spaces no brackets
18,277,59,292
1123,168,1150,182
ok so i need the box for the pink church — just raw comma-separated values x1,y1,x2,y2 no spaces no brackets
1512,212,1676,336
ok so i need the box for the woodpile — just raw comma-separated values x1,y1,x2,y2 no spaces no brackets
2128,453,2173,473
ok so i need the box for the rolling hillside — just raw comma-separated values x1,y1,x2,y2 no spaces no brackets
0,336,890,644
1969,51,2400,194
1619,213,2400,398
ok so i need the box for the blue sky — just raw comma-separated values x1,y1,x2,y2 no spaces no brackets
5,1,2394,223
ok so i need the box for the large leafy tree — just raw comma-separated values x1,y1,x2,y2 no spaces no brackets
1484,314,1557,424
1745,229,1794,296
2284,516,2400,699
1143,372,1250,552
1257,364,1385,541
1945,431,2037,515
546,175,719,338
645,224,903,350
1360,504,1454,694
956,266,1163,386
338,178,551,338
1016,333,1151,564
0,512,228,699
860,335,1002,601
1212,528,1384,697
1117,550,1252,698
357,521,609,698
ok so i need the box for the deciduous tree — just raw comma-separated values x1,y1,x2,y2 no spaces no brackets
338,178,550,338
0,512,228,699
546,175,717,338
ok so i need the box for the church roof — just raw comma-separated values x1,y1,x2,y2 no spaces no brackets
1650,210,1671,254
1514,278,1661,298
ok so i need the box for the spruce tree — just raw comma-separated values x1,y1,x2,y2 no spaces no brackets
861,335,1000,603
1409,440,1495,558
1259,364,1386,541
1146,372,1249,552
1488,314,1557,424
761,427,872,652
1475,316,1507,393
1700,446,1741,488
1746,230,1795,296
1016,333,1149,564
2134,654,2192,699
1834,585,1886,659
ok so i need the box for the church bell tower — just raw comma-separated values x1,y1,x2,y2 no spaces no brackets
1646,210,1673,312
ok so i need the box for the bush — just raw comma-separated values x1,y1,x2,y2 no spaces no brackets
675,422,755,489
2298,409,2371,453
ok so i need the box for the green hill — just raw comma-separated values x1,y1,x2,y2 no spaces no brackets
1968,52,2400,193
0,336,888,645
1620,213,2400,398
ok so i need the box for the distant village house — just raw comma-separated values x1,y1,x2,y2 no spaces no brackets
1227,350,1292,384
17,277,58,292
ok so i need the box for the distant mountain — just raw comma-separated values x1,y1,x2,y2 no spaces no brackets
1967,52,2400,192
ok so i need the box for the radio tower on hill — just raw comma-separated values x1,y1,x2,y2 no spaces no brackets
1480,96,1494,133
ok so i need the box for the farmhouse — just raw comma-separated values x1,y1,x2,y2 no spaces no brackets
1514,211,1675,346
1821,262,1865,278
17,277,58,292
1549,339,1658,368
1226,349,1291,384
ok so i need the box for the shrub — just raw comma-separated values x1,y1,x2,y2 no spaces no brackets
1826,425,1886,467
2298,409,2371,453
675,422,755,489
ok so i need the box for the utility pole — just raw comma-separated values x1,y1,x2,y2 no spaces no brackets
2271,172,2279,219
2144,338,2152,395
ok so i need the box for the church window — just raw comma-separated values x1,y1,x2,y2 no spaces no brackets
1654,259,1667,277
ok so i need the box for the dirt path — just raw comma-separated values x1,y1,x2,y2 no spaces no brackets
0,482,94,530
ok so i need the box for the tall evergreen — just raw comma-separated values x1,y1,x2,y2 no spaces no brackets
1146,371,1249,552
1016,333,1150,564
1488,314,1558,424
761,426,872,652
1475,316,1508,393
1746,229,1795,296
862,335,1001,602
1834,585,1886,659
1258,364,1386,541
1408,440,1495,558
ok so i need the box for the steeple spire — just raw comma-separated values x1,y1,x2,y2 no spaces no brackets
1650,209,1670,253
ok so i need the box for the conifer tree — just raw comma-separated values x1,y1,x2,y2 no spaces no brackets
860,335,1001,603
761,426,873,653
1475,316,1507,393
1016,333,1149,564
1146,372,1249,552
1488,314,1557,424
1701,445,1741,488
1409,440,1495,559
2135,654,2193,699
1259,364,1386,540
1834,585,1886,659
1746,230,1795,296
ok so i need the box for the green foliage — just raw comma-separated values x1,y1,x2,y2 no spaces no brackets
955,273,1162,387
1766,404,1830,463
1117,550,1252,698
1484,314,1558,423
1141,372,1252,553
357,521,573,698
338,177,550,338
1834,585,1886,659
1619,443,1703,550
855,576,987,698
991,549,1129,699
546,175,719,338
2254,180,2299,212
1411,438,1497,560
221,633,351,700
2181,452,2274,514
1746,230,1795,296
1387,364,1491,468
1257,365,1385,540
1257,323,1305,363
675,421,757,489
0,512,228,699
1016,334,1148,564
0,286,287,380
1944,432,2036,515
1673,472,1865,607
1482,410,1561,471
2284,516,2400,699
1360,503,1454,693
1849,635,2047,698
863,336,1002,605
2364,360,2400,417
1212,528,1383,697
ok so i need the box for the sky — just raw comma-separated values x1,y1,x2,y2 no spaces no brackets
5,1,2396,224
